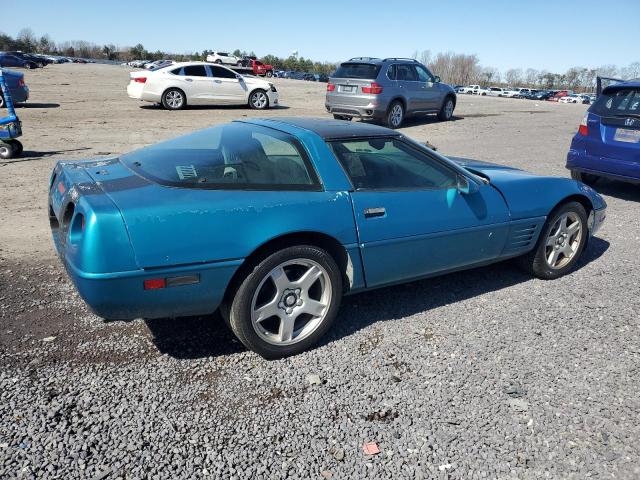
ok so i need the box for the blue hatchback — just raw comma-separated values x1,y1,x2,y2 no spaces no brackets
567,81,640,185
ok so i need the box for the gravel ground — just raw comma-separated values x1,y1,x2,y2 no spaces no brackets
1,64,639,479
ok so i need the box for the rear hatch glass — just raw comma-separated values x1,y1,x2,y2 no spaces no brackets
591,87,640,118
587,87,640,160
333,63,381,80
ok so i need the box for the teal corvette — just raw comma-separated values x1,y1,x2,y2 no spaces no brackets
49,118,607,358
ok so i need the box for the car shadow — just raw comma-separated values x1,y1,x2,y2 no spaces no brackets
17,103,61,109
139,104,289,111
592,178,640,202
142,237,609,360
1,147,92,164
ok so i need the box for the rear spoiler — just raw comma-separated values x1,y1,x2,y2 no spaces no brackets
596,76,625,96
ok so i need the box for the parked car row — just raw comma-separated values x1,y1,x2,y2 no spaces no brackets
275,71,329,82
455,84,595,104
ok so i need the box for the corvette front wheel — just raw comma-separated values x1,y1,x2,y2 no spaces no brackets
518,201,588,280
228,245,342,359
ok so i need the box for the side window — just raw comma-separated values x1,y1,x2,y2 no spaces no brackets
330,138,457,190
251,132,313,185
210,65,237,79
396,65,418,82
170,67,184,76
415,65,433,82
386,64,396,81
183,65,208,77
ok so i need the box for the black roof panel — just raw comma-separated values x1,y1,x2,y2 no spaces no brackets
253,117,400,140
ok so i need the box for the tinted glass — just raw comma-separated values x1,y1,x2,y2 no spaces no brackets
386,65,396,81
592,88,640,116
333,63,381,79
210,65,236,78
415,65,433,82
217,52,229,56
183,65,208,77
329,138,457,190
170,67,183,75
121,123,319,190
396,65,418,82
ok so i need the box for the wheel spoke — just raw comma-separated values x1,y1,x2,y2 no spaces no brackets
270,267,290,294
254,298,280,323
546,234,557,247
301,298,327,318
566,220,581,236
295,265,323,291
547,248,558,266
278,316,295,342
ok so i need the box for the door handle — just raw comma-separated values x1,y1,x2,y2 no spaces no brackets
185,78,193,82
214,79,222,83
364,207,386,218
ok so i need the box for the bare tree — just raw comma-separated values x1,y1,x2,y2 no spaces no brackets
504,68,523,87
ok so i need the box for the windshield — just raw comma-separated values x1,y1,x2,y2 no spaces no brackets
333,63,381,79
121,123,320,190
591,88,640,116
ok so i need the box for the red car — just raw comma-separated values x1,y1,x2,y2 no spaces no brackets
548,90,571,102
244,57,273,77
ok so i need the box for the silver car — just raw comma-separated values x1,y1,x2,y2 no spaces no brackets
325,57,456,128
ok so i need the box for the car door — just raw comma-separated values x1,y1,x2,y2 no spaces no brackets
414,65,440,110
208,65,246,103
396,64,423,112
328,137,511,287
175,65,212,104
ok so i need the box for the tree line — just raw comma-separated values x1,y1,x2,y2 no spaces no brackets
414,50,640,92
3,29,638,90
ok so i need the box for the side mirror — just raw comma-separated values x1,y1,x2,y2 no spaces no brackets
235,73,243,80
457,175,479,195
434,76,441,83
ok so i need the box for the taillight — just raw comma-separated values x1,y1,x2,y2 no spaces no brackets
144,278,166,290
133,77,147,83
327,83,335,92
578,114,588,136
362,82,383,94
17,78,25,87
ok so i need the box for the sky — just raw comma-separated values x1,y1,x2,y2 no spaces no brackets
5,0,639,72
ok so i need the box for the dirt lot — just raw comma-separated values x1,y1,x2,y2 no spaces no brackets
1,64,639,479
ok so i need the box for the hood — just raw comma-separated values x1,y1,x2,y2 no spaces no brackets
450,157,525,180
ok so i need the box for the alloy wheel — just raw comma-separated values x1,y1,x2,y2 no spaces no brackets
250,259,332,346
444,100,454,119
390,104,403,127
545,212,582,269
251,91,268,109
165,91,183,109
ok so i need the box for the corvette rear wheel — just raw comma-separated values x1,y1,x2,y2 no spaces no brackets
228,245,342,359
518,201,588,280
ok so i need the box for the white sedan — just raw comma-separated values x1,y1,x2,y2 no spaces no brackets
127,62,278,110
559,94,584,104
205,52,242,65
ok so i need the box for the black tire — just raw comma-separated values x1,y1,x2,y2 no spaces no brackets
248,89,269,110
265,71,273,78
0,142,16,160
25,63,34,70
214,59,222,64
437,96,455,121
0,94,4,108
227,245,343,359
161,88,186,110
333,114,352,121
571,170,599,186
517,201,588,280
7,140,23,156
385,100,404,129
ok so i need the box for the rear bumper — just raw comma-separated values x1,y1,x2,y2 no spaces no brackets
567,149,640,183
325,101,385,120
61,255,241,320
